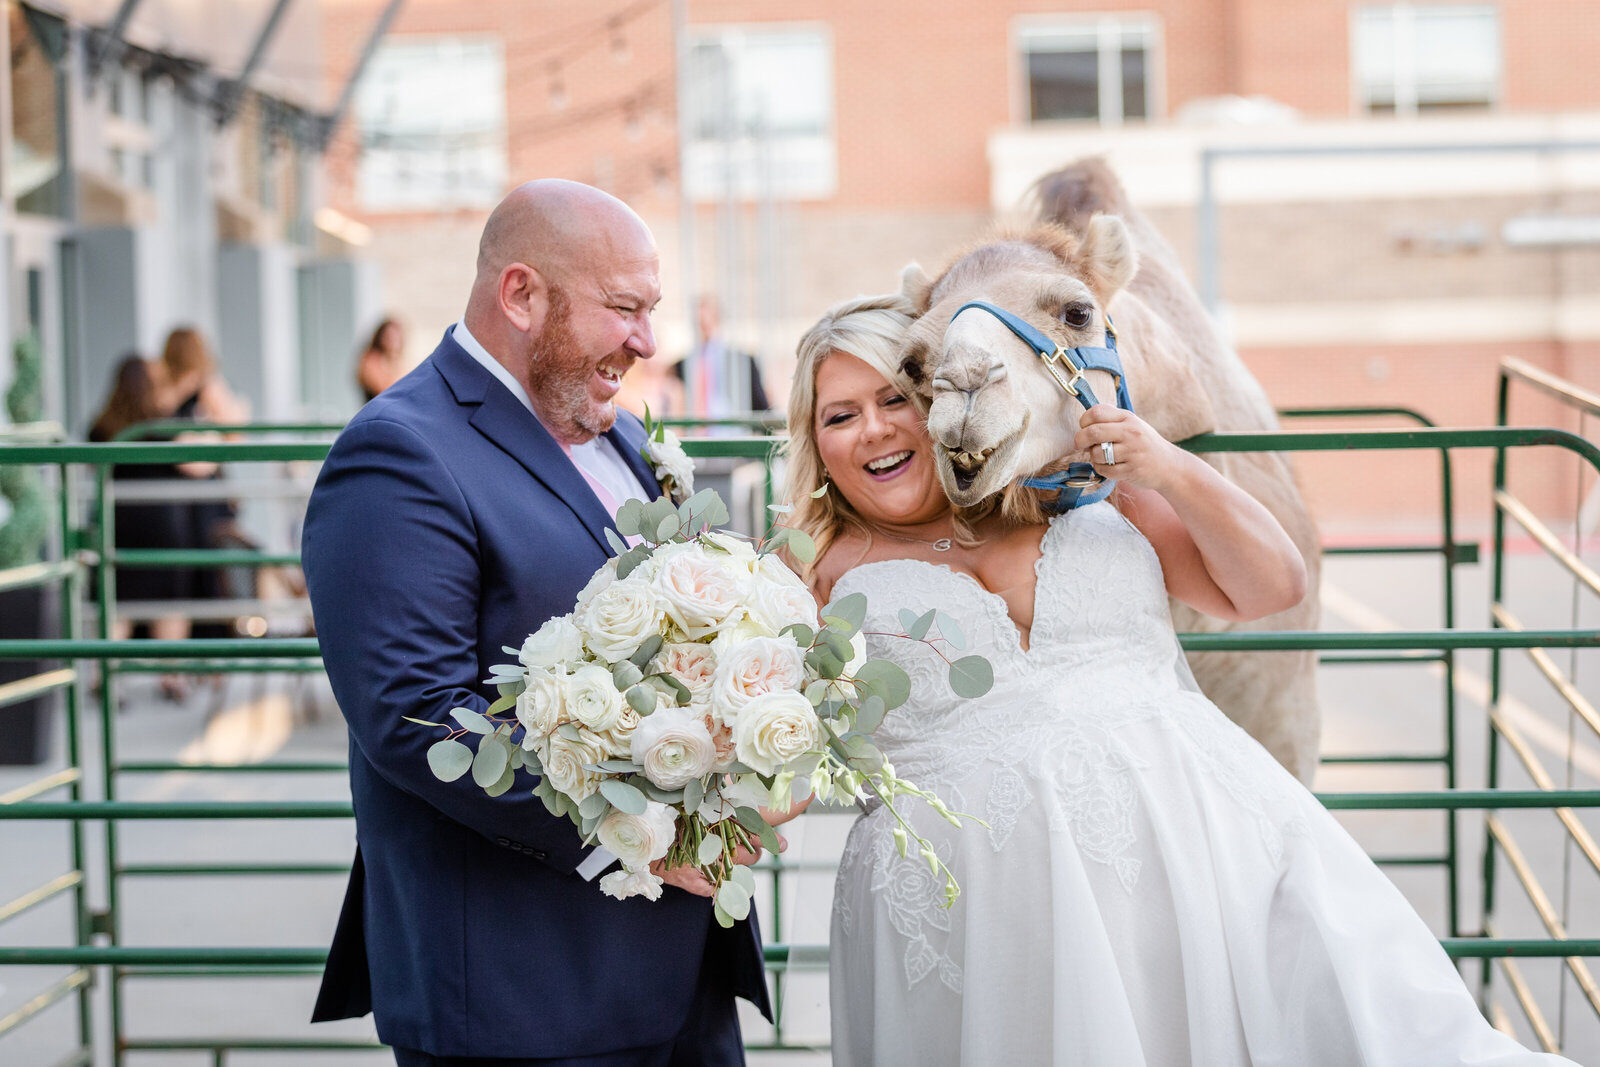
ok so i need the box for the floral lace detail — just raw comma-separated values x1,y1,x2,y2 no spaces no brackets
830,502,1302,994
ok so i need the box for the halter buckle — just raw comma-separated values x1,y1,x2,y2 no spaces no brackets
1041,346,1087,398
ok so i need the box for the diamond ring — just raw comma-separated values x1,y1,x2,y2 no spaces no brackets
1101,441,1116,466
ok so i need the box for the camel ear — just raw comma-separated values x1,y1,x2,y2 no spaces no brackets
1079,214,1138,301
900,262,935,313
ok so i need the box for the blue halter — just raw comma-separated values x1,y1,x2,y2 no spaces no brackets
947,300,1133,512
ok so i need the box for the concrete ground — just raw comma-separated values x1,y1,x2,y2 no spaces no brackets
4,544,1600,1065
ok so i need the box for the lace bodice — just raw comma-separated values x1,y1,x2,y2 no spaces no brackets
833,500,1193,790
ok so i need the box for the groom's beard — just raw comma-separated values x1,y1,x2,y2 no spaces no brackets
528,285,618,441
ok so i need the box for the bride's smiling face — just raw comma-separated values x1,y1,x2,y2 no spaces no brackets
813,352,949,528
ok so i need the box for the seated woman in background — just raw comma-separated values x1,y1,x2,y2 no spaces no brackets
356,316,407,402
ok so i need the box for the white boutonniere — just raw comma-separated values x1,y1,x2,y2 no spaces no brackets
641,408,695,504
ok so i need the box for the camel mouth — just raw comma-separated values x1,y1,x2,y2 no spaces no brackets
934,430,1026,506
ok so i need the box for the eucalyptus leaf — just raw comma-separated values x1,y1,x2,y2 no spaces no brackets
509,746,526,770
629,634,664,668
906,608,936,642
473,737,510,786
615,499,647,538
402,715,444,728
764,527,791,554
604,526,629,555
487,692,517,716
786,527,817,564
854,694,887,733
450,707,493,735
581,812,600,837
937,611,968,651
715,880,752,921
655,512,680,542
626,684,657,715
538,781,562,816
594,759,644,773
810,483,830,499
426,739,474,782
713,900,735,929
804,679,830,706
683,777,705,814
578,791,610,820
612,661,644,690
636,779,685,804
854,659,912,710
615,544,651,580
599,778,648,815
816,697,846,719
485,763,516,797
523,747,543,775
824,592,868,632
782,622,814,647
698,831,725,866
730,864,757,895
557,722,583,742
815,650,844,680
948,655,994,699
652,672,692,706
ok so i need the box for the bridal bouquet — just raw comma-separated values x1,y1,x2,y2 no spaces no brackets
412,482,992,927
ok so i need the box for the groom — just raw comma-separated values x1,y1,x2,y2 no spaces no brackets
303,180,771,1064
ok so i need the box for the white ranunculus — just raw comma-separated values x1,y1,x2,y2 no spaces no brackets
629,704,718,790
645,428,695,502
539,730,608,802
711,636,808,726
599,867,665,901
733,690,824,776
653,545,751,639
747,554,822,635
597,800,678,870
573,558,619,616
566,663,627,734
516,668,568,745
579,578,665,664
519,616,583,670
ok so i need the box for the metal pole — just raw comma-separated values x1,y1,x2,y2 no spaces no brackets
87,0,146,85
314,0,406,151
214,0,295,127
672,0,698,402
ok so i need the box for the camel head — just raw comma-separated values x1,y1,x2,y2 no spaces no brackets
898,217,1138,508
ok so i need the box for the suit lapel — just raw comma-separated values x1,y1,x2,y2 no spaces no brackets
433,336,616,556
605,415,664,503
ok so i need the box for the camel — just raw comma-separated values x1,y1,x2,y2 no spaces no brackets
895,158,1323,783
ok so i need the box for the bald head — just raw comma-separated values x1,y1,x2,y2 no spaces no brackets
474,179,653,292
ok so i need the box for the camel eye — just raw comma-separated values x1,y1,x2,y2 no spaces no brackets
1060,304,1093,329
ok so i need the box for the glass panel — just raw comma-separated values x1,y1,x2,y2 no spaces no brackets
687,29,829,141
1414,6,1498,106
1120,47,1147,120
9,3,62,217
1029,47,1099,121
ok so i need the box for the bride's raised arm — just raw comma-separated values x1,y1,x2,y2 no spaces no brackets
1073,404,1308,622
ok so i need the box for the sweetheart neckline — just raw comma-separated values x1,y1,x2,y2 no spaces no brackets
835,515,1067,657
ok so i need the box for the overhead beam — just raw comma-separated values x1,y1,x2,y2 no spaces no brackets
214,0,295,127
87,0,146,84
313,0,406,151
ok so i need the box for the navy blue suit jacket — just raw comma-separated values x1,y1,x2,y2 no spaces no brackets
303,330,770,1057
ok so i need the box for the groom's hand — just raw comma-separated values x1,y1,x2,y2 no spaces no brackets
648,832,785,897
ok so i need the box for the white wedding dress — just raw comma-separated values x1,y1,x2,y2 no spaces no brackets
828,501,1571,1066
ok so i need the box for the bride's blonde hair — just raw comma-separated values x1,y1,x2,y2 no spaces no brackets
784,292,990,581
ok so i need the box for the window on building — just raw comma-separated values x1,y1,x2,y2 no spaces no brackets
684,25,834,200
1354,4,1500,114
1017,16,1159,125
10,2,65,217
354,36,507,211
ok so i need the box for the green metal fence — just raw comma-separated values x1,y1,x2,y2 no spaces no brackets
3,407,1600,1060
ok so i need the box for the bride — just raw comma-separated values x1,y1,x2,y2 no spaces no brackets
784,292,1573,1065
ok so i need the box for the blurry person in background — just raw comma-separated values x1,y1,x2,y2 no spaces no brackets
157,326,248,427
615,346,686,420
357,316,408,402
674,294,770,423
89,354,215,701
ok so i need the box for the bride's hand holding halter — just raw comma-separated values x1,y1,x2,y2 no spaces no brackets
1072,403,1192,493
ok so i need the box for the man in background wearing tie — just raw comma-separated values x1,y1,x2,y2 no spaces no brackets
675,294,770,422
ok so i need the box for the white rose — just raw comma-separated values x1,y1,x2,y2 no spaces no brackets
597,800,678,870
709,614,773,655
573,558,619,615
539,730,608,802
646,429,696,501
652,642,718,705
516,668,568,745
703,530,759,565
733,690,824,776
711,636,808,726
747,554,821,635
579,578,665,664
519,616,583,669
596,704,641,759
566,663,626,734
599,867,665,901
629,704,718,790
653,545,750,639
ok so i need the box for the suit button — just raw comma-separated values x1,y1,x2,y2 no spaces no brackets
532,849,547,860
495,836,510,847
